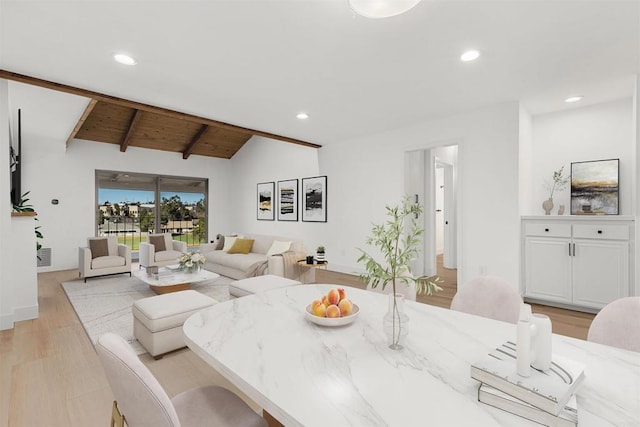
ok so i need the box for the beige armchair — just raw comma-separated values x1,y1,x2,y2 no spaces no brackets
79,236,132,282
139,233,187,268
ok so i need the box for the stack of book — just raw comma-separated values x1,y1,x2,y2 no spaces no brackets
471,341,585,427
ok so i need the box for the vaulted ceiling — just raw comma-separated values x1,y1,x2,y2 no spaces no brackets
0,70,321,159
75,101,254,160
1,1,638,151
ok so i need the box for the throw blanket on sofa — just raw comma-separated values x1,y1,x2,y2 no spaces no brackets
281,251,305,279
248,259,269,277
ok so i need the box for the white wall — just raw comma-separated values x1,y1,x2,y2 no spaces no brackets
27,140,232,271
519,105,534,215
227,136,320,252
634,75,639,296
0,79,14,328
530,98,634,215
9,82,233,271
317,102,521,288
1,80,38,329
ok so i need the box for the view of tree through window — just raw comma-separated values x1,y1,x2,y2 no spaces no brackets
96,171,208,255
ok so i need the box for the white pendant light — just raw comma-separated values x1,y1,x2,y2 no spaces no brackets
349,0,422,19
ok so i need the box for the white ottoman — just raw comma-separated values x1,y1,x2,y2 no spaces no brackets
132,290,216,358
229,274,301,297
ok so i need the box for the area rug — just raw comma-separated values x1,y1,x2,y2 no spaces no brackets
62,274,233,354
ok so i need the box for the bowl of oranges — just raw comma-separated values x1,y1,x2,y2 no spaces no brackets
305,287,359,326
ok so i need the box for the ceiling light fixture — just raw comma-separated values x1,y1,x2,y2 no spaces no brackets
113,53,137,66
349,0,421,19
564,96,583,103
296,112,309,120
460,50,480,62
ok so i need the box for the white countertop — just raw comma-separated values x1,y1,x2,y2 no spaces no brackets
183,285,640,427
521,215,635,221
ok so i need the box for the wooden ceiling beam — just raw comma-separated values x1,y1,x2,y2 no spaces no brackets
0,69,322,149
65,98,97,147
120,109,142,152
183,125,209,159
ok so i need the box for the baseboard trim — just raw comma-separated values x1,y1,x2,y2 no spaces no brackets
0,304,39,330
523,297,599,314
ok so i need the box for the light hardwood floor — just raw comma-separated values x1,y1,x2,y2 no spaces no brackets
1,265,594,427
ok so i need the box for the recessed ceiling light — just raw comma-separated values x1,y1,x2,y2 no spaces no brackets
296,112,309,120
460,50,480,62
564,96,583,103
113,53,137,66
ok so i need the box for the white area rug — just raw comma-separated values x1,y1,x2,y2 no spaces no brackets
62,273,233,355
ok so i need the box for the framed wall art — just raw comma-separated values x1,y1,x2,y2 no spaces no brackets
277,179,298,221
302,176,327,222
257,181,275,220
570,159,619,215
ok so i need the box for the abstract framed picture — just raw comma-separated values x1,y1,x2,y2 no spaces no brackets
277,179,298,221
257,182,275,220
302,176,327,222
570,159,619,215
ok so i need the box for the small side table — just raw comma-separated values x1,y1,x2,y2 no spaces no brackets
296,260,328,284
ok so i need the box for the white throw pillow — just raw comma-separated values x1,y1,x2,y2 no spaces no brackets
266,240,292,257
164,233,173,252
222,235,242,252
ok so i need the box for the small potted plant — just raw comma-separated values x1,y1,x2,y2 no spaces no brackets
13,191,43,260
357,195,441,349
315,246,326,264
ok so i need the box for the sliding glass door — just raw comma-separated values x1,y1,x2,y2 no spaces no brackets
159,177,207,248
96,171,208,256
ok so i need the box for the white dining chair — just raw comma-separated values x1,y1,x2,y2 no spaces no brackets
450,275,523,323
587,296,640,352
95,333,267,427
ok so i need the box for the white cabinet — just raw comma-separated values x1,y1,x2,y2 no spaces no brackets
522,217,634,311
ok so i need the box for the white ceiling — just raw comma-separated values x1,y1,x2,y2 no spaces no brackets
1,0,638,146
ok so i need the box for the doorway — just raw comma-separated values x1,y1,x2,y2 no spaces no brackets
404,144,458,281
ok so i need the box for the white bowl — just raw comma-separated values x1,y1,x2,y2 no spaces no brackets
305,303,360,327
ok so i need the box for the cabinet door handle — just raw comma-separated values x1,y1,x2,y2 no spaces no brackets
544,228,550,232
569,242,572,256
572,243,576,256
597,230,603,234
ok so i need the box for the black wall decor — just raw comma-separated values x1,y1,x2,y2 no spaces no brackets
10,109,22,206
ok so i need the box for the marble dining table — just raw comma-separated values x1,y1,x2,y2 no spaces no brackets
183,284,640,427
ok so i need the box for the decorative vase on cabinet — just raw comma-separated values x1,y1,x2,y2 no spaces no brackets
542,198,554,215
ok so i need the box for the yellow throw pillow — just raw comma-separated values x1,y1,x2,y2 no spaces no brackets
222,235,242,252
227,238,255,254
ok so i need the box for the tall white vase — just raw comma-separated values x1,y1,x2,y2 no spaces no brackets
383,293,409,350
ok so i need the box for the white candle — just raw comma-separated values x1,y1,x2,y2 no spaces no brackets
531,313,552,371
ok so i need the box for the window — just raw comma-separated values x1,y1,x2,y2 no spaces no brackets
96,171,208,255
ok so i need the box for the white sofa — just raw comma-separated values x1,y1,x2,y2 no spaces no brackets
139,233,188,268
199,233,306,280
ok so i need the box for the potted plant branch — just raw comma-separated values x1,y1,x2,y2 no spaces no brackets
12,191,43,260
357,195,441,349
543,166,570,215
